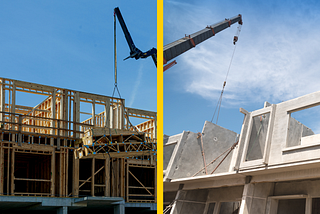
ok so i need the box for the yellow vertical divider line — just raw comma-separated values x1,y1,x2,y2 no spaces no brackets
157,0,164,213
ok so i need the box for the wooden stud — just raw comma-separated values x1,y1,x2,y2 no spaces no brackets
126,162,129,202
51,90,56,135
91,158,95,196
0,79,5,124
11,82,16,139
7,146,10,194
0,141,3,194
92,99,95,126
74,92,80,138
50,150,55,196
72,152,79,196
10,148,15,195
120,158,125,198
104,158,110,196
59,150,63,196
65,148,69,197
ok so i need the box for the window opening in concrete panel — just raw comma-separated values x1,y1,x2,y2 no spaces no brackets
312,198,320,214
206,202,216,214
219,201,240,214
277,198,305,214
288,106,320,147
245,113,270,161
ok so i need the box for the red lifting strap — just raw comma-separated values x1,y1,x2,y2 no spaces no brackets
163,57,167,65
206,26,215,36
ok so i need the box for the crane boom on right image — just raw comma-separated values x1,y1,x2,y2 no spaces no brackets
163,14,243,71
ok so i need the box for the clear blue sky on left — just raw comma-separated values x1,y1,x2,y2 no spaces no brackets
0,0,157,122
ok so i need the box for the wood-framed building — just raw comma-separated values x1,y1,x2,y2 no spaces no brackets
0,77,157,213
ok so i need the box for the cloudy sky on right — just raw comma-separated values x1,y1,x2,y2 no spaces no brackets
164,0,320,135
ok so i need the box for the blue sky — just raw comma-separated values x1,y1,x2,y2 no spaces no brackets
164,0,320,135
0,1,157,120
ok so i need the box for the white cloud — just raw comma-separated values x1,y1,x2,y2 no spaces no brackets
165,1,320,108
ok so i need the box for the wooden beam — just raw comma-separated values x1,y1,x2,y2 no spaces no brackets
126,108,157,118
18,115,22,146
126,161,129,202
72,153,79,196
121,158,125,198
11,82,16,136
104,158,110,196
7,146,10,194
59,151,63,197
92,100,95,126
51,150,55,196
155,162,157,202
120,100,125,129
51,90,56,134
65,149,69,197
0,80,5,123
0,141,3,194
10,148,15,195
91,158,95,196
62,90,68,137
105,99,110,127
14,80,54,93
74,92,80,138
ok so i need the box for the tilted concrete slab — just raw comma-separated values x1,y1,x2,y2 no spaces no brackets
164,121,238,181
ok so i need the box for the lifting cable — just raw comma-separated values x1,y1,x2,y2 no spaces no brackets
211,24,242,124
102,12,145,185
107,12,142,138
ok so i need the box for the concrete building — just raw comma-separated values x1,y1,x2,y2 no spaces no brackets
0,77,157,214
164,91,320,214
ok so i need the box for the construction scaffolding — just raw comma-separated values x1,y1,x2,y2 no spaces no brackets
0,77,157,203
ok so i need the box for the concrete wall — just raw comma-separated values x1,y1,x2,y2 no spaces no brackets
172,186,243,214
236,91,320,171
173,189,208,214
165,121,237,180
164,132,189,181
287,117,314,147
164,133,183,170
274,179,320,197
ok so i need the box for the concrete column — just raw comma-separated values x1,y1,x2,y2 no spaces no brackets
239,183,255,214
305,197,312,214
57,206,68,214
213,202,221,214
114,202,125,214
